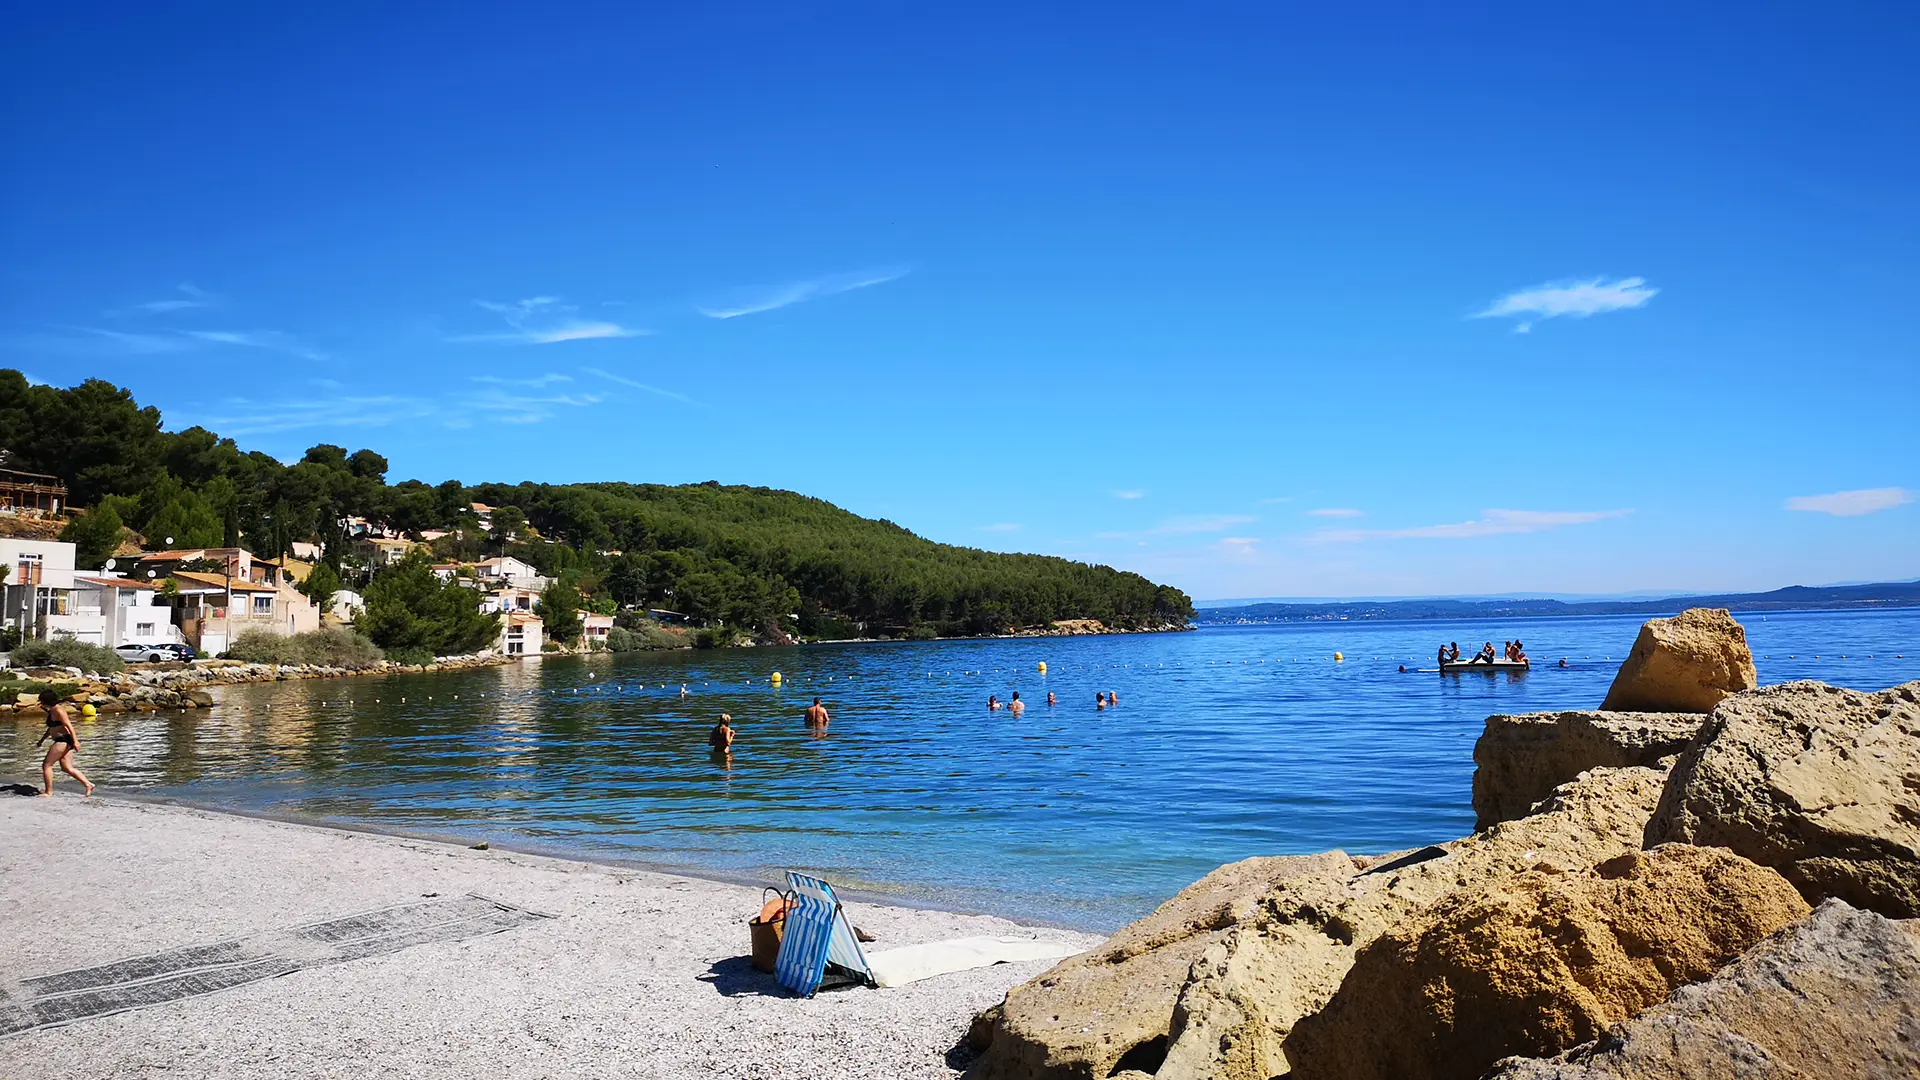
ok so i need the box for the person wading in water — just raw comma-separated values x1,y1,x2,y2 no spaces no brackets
35,690,94,796
804,696,830,731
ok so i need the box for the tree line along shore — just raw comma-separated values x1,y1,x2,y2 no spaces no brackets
0,369,1195,662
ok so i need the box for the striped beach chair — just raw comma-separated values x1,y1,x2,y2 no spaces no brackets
773,871,875,997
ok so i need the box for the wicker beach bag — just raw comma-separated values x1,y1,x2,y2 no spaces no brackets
749,888,797,973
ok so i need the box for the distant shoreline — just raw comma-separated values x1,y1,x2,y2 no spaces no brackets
803,620,1193,646
1198,603,1918,628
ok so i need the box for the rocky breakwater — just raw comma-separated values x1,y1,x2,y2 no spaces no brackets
964,609,1920,1080
3,652,510,716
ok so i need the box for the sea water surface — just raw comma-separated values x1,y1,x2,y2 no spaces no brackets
10,609,1918,930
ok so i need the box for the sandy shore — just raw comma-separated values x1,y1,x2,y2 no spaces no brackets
0,794,1097,1079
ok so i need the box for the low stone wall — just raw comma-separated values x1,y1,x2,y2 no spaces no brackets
4,652,513,715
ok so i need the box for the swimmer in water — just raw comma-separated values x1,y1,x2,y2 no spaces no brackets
1096,692,1107,710
1009,691,1025,715
707,713,735,751
1046,691,1056,707
988,695,1002,711
804,697,830,730
1107,690,1119,706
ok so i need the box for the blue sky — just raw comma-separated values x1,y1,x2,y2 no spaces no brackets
3,3,1915,600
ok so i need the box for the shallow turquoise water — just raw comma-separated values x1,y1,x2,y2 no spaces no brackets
9,609,1916,929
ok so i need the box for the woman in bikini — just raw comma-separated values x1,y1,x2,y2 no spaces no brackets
35,690,95,796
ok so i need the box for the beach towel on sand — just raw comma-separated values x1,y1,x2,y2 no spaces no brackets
863,936,1081,988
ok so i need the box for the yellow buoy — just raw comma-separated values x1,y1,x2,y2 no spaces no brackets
1333,652,1344,662
81,703,98,717
770,672,783,685
1037,662,1047,673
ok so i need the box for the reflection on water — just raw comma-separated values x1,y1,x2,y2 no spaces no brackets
8,609,1917,929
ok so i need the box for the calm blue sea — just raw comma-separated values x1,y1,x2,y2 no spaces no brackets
9,609,1917,929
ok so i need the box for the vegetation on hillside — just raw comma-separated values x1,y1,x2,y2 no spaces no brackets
0,370,1195,641
224,627,384,668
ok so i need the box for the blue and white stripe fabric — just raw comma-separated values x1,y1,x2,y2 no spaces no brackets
773,871,874,997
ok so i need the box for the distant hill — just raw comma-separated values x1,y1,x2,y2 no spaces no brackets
1197,581,1920,624
0,369,1195,641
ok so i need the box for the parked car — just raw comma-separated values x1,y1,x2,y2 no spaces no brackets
113,642,195,663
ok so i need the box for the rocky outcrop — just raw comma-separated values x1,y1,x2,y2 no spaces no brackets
1144,764,1673,1080
1599,608,1756,712
1486,899,1920,1080
1647,679,1920,917
1473,711,1703,828
964,851,1356,1080
1282,845,1811,1080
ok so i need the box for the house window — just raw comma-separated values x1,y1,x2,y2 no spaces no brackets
136,621,155,635
252,595,273,616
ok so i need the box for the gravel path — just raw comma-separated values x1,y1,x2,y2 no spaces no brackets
0,794,1097,1079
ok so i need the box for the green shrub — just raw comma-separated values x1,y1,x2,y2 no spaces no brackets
0,675,81,700
606,622,687,652
384,645,434,667
226,627,384,669
11,635,126,674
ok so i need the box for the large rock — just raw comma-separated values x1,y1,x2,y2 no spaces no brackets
1150,764,1673,1080
1600,608,1756,712
964,850,1356,1080
1282,845,1811,1080
1647,680,1920,917
1473,710,1703,828
1486,899,1920,1080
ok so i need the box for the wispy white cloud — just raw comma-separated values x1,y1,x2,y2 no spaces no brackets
699,266,909,319
471,373,574,388
1099,514,1257,540
464,388,607,425
1784,487,1913,517
451,322,644,344
1307,508,1632,543
183,377,613,437
454,297,647,344
132,283,215,314
1257,496,1293,505
70,327,195,354
1306,508,1363,518
1114,490,1147,500
1474,276,1657,333
191,395,440,437
580,366,692,404
1218,536,1260,560
979,523,1022,533
182,329,329,361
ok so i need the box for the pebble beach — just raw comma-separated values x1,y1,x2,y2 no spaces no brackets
0,795,1096,1079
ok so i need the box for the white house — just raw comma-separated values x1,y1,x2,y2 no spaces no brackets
472,556,543,589
169,571,321,655
501,611,543,656
582,612,615,649
356,537,417,567
1,537,78,642
66,576,189,649
484,585,538,614
329,588,366,624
